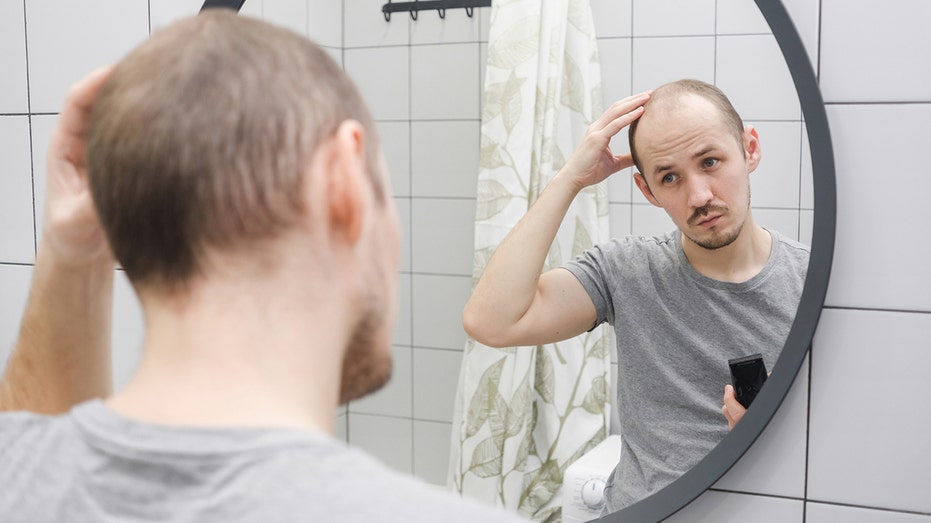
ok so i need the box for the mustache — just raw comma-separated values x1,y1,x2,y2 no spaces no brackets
688,204,728,226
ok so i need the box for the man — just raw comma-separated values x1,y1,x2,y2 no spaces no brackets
0,12,526,523
462,79,809,511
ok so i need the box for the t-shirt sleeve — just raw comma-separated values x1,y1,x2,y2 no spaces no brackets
562,242,618,328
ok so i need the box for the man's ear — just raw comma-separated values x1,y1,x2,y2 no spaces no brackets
743,125,762,174
325,119,369,246
633,171,661,207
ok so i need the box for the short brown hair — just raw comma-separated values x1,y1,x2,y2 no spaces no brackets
628,79,745,174
88,11,381,289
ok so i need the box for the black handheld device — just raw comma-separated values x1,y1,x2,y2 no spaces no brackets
728,353,768,409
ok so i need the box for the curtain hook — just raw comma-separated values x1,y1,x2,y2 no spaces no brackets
438,8,446,19
465,6,474,17
410,0,418,20
383,0,391,21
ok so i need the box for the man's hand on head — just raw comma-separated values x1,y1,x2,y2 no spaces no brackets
43,65,115,266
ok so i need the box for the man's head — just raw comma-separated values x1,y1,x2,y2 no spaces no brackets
628,79,761,251
87,11,397,403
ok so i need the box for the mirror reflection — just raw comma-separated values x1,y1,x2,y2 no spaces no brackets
450,1,814,520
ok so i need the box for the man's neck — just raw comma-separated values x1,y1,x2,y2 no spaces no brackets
680,220,773,283
106,276,348,434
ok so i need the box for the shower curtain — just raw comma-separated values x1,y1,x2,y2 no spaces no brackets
447,0,611,520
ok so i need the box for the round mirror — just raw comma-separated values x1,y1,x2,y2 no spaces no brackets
599,0,835,520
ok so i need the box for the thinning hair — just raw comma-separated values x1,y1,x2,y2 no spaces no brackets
628,79,745,174
88,11,381,289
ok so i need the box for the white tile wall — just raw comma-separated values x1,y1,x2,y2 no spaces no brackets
0,116,35,264
411,121,480,198
262,0,308,37
821,0,931,103
25,1,149,113
149,0,202,30
0,265,32,364
748,121,803,209
412,347,462,422
632,0,715,37
2,2,929,521
824,104,931,312
0,1,28,114
809,309,931,514
411,198,475,275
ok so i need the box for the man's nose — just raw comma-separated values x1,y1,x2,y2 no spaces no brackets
686,174,714,209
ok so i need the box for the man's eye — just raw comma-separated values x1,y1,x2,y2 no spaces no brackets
662,173,678,184
703,158,719,169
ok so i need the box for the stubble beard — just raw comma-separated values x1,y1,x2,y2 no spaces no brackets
337,299,393,405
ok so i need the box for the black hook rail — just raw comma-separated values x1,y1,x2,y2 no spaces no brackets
200,0,245,11
382,0,492,21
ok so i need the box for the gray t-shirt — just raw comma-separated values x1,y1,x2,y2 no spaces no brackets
564,229,809,511
0,400,528,523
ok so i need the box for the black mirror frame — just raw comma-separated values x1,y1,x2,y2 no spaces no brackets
198,0,836,520
599,0,836,520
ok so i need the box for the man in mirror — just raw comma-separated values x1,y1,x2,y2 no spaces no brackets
0,12,528,522
462,79,810,511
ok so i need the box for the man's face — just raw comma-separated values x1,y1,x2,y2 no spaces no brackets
338,153,400,405
633,95,759,251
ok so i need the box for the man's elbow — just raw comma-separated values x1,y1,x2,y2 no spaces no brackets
462,306,511,349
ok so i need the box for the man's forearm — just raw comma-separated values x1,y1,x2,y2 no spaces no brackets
463,172,581,344
0,241,113,413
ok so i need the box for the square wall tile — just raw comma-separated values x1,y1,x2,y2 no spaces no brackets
0,116,36,264
394,273,412,345
411,121,480,198
111,271,145,390
344,47,409,121
714,357,808,498
631,36,715,93
716,34,801,121
263,0,308,37
824,104,931,311
411,274,472,350
821,0,931,103
26,1,149,113
411,198,475,276
348,413,413,474
716,0,769,35
608,203,632,239
0,1,28,113
807,502,931,523
307,0,342,47
0,264,33,371
411,43,480,120
632,0,715,37
410,8,480,45
413,420,453,486
748,121,802,210
149,0,202,31
344,0,409,48
590,0,632,39
598,38,633,111
668,491,803,522
412,347,463,422
754,209,800,243
607,167,633,204
809,309,931,513
350,345,413,418
798,209,812,247
631,204,673,237
377,121,411,197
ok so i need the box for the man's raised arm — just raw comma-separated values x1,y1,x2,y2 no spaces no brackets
0,67,115,414
462,92,650,348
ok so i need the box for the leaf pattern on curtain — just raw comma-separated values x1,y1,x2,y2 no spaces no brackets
448,1,611,520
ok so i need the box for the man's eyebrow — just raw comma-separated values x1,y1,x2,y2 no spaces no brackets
652,145,719,176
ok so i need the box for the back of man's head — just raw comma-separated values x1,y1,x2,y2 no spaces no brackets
628,79,745,174
88,11,381,291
